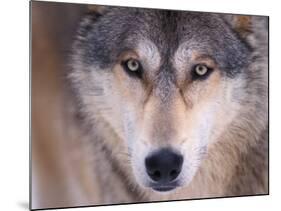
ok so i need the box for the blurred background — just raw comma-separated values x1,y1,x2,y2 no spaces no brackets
31,1,89,209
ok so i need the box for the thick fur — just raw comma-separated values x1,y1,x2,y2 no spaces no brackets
32,3,268,209
67,7,268,203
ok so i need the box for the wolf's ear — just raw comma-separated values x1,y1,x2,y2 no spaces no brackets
225,15,268,41
87,5,107,16
222,15,253,39
225,14,268,53
232,15,253,38
76,5,108,39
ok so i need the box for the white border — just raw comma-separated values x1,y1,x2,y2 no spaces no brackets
0,0,280,211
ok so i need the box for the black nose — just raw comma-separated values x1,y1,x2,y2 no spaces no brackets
145,148,183,183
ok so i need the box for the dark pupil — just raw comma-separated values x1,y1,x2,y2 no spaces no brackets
131,61,136,67
198,66,204,71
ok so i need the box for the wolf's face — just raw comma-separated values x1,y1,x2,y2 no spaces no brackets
70,8,251,193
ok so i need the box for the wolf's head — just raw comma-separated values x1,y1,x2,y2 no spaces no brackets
69,7,267,194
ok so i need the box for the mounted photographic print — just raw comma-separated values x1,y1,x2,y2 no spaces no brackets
30,1,269,210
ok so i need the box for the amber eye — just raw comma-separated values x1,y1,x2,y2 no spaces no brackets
192,64,213,80
126,59,140,72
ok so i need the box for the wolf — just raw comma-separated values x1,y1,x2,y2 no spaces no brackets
63,6,269,206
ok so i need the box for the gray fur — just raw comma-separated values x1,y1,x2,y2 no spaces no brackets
68,6,268,205
74,8,251,76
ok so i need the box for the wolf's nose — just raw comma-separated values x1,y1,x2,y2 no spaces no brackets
145,148,183,183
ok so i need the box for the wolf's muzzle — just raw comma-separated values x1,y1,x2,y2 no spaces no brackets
145,148,183,191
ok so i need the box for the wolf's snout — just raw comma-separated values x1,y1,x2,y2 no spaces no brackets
145,149,183,185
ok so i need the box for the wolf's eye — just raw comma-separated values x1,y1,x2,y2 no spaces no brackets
195,64,208,75
192,64,213,80
126,59,140,71
122,59,142,78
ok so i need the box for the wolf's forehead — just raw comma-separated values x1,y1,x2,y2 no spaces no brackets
132,12,218,68
136,39,161,70
135,39,191,72
134,38,207,74
80,9,250,75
